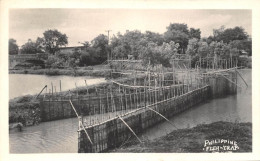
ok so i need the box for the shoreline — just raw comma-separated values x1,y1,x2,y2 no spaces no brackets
9,74,142,126
9,67,112,77
9,66,252,77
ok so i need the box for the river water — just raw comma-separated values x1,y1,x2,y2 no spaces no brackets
9,74,106,99
9,69,252,153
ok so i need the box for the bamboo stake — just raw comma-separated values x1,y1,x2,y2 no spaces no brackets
129,90,133,110
60,80,62,92
69,100,93,144
236,69,248,87
51,82,53,96
155,79,157,110
124,88,128,112
120,91,123,115
146,107,178,129
99,92,102,117
35,85,47,99
218,73,243,88
118,116,142,143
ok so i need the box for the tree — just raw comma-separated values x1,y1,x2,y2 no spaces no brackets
20,39,41,54
209,41,230,58
186,38,209,67
110,31,146,59
35,37,46,53
166,23,190,35
242,39,252,56
164,23,190,53
206,36,215,44
197,41,209,58
68,51,80,68
45,55,63,68
213,25,225,38
43,29,68,54
186,38,199,56
9,38,19,55
229,39,252,56
189,28,201,39
144,31,164,45
79,41,91,52
140,41,179,67
213,26,248,43
91,34,109,63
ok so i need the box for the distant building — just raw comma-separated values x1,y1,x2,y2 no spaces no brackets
239,50,249,58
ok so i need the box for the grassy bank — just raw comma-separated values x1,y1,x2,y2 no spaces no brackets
9,95,41,126
9,66,112,77
111,121,252,153
9,74,143,125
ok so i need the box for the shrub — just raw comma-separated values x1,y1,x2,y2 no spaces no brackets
31,66,42,70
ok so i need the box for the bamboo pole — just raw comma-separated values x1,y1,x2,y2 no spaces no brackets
106,89,110,119
129,90,133,110
236,69,248,87
99,92,102,117
218,73,243,88
69,100,93,144
35,85,47,99
146,107,178,129
60,80,62,92
120,91,124,114
124,88,128,111
118,116,142,143
51,82,53,96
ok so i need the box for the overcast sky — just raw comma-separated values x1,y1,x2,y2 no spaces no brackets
9,9,252,47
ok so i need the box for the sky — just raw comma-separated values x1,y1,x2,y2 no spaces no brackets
9,9,252,47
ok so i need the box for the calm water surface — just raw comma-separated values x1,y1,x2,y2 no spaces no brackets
143,69,252,139
9,74,106,99
9,70,252,153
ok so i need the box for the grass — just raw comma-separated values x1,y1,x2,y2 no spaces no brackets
9,95,40,125
111,121,252,153
9,65,112,77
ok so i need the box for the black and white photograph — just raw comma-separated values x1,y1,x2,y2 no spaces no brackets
1,0,260,160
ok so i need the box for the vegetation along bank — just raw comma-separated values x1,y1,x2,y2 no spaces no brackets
112,121,252,153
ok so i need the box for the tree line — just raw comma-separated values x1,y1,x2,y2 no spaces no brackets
9,23,251,68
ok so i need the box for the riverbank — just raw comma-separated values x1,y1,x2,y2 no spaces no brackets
111,121,252,153
9,75,143,125
9,65,112,77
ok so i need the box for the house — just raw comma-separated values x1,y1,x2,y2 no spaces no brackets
239,50,249,58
